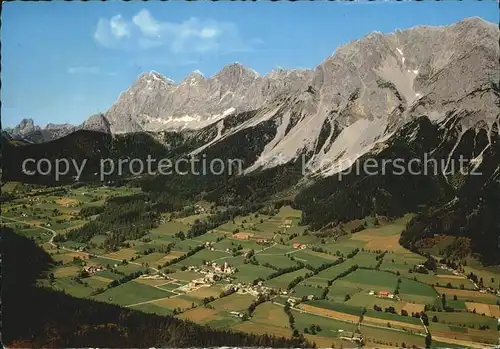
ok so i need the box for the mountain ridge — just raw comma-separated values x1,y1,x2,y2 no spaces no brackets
4,17,498,180
7,17,498,132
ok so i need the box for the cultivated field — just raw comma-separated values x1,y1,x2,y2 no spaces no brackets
3,184,499,348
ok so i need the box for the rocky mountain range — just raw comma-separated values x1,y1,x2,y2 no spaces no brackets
3,17,499,264
4,114,110,143
6,18,498,176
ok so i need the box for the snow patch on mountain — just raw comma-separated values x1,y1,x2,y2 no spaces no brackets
311,118,391,176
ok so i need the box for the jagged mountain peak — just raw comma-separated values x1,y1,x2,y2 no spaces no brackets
214,62,259,80
18,118,35,125
180,70,207,85
191,69,205,78
45,123,74,130
5,118,40,136
82,113,111,133
17,118,37,130
452,16,496,29
137,71,176,86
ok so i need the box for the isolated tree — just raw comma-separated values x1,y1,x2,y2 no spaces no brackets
425,334,432,348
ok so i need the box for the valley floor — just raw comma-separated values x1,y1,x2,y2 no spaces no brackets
2,182,499,348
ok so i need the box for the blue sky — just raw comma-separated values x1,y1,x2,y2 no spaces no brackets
2,1,498,128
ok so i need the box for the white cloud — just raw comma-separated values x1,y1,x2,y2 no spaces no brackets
200,27,218,39
67,66,100,74
110,15,131,38
93,10,252,55
132,9,161,37
93,14,132,49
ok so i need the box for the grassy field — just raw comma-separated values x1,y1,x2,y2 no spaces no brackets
233,302,293,338
361,325,425,348
257,244,296,255
255,253,298,269
177,307,217,324
362,309,426,334
168,270,205,282
133,252,171,265
172,249,229,267
211,293,256,312
326,281,363,303
426,311,497,328
292,249,337,268
340,269,399,292
314,259,359,281
232,264,275,283
92,281,175,306
185,285,224,300
304,300,363,319
231,320,292,338
345,292,411,313
435,286,500,305
52,276,94,298
130,302,174,316
428,322,499,347
292,284,326,299
293,308,357,335
266,268,311,289
463,258,500,289
149,221,191,237
412,273,476,289
398,278,439,305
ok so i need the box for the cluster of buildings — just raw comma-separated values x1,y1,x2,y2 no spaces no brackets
286,294,314,306
179,279,208,292
369,290,395,299
235,281,274,297
204,241,216,251
340,334,363,344
83,265,105,274
194,204,206,214
438,265,460,275
139,274,168,281
210,261,235,274
279,219,293,229
180,262,237,288
292,242,308,249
